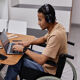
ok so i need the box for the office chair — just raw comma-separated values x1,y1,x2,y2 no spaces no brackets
19,42,77,80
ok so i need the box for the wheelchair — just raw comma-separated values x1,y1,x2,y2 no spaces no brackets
19,42,77,80
0,42,77,80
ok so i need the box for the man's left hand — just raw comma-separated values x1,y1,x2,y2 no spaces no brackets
12,45,24,52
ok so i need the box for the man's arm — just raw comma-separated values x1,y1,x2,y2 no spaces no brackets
25,49,49,65
30,36,47,45
21,36,47,47
15,36,47,47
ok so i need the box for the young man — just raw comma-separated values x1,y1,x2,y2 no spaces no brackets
5,4,67,80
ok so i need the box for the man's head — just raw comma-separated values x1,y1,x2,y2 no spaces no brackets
38,4,56,30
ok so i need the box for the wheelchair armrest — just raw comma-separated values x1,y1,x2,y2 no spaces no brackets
30,43,46,49
31,41,75,48
37,43,46,47
46,60,57,67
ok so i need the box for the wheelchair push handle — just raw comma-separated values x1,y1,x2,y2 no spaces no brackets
67,41,75,46
64,54,74,59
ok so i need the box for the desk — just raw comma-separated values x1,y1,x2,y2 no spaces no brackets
0,33,35,65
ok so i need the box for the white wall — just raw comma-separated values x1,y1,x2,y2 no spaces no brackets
0,0,8,19
0,0,80,24
9,0,72,32
9,0,19,6
19,0,72,7
8,0,80,31
72,0,80,24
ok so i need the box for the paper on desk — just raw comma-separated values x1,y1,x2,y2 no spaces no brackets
7,34,15,37
8,36,18,39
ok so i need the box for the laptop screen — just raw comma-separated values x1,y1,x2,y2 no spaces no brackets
0,29,10,53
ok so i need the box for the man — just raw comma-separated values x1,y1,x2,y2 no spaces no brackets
5,4,67,80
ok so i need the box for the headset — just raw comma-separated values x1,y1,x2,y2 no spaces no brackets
44,4,53,23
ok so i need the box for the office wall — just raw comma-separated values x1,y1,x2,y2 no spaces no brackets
0,0,8,19
19,0,80,24
19,0,72,7
0,1,3,18
72,0,80,24
9,0,80,25
9,0,19,6
9,0,72,32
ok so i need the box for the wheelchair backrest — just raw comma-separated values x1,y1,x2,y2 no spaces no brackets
55,54,66,78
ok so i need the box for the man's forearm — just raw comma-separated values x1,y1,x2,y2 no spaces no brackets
25,49,48,65
30,36,46,45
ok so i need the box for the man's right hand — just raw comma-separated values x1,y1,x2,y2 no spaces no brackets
14,41,31,47
12,45,24,52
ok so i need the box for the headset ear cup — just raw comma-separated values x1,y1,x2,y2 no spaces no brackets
45,14,52,23
49,14,53,23
45,15,49,23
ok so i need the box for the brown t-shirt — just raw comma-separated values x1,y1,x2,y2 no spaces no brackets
42,23,68,75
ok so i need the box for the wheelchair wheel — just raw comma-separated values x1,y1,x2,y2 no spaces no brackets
36,76,61,80
61,59,77,80
36,60,77,80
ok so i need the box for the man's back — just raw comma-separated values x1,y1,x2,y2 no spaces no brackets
42,23,68,75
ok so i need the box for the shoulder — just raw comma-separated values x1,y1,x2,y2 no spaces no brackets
51,23,66,36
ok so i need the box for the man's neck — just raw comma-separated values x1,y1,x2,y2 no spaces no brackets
47,22,57,33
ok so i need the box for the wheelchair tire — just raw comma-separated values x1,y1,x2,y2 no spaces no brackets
36,60,77,80
61,59,77,80
36,76,61,80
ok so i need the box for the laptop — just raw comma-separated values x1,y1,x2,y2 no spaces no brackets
0,29,24,54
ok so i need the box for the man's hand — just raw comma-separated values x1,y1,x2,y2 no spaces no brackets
14,41,31,47
12,45,24,52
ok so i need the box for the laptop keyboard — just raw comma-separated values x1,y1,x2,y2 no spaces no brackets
7,43,23,54
10,43,22,54
9,43,16,53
